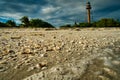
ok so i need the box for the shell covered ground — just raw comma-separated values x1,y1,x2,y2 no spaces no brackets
0,28,120,80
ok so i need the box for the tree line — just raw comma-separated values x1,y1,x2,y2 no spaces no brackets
60,18,120,28
0,16,54,28
0,17,120,28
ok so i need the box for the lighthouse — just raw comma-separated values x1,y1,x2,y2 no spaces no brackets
86,2,92,23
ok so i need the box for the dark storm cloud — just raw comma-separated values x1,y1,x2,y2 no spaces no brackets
91,0,120,20
1,0,47,6
0,0,47,13
0,0,120,26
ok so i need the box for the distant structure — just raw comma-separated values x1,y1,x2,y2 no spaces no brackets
86,2,92,23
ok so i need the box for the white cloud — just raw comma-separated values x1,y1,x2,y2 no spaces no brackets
41,6,61,14
0,16,11,20
0,13,22,19
0,13,23,24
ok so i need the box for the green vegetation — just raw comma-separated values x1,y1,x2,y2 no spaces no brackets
6,20,16,27
20,16,30,27
30,18,54,28
0,16,54,28
94,18,120,27
60,18,120,28
60,24,72,29
20,16,54,28
0,22,8,27
0,17,120,28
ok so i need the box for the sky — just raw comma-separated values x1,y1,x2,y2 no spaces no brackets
0,0,120,26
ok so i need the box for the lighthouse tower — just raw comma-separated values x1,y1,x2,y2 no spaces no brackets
86,2,92,23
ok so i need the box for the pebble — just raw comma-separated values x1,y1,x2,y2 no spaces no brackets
22,48,32,54
77,53,81,55
112,60,120,65
43,47,47,52
103,67,117,76
75,28,81,31
50,66,63,73
0,66,6,72
35,64,41,69
40,53,48,57
70,40,75,44
41,67,47,70
11,36,21,39
66,48,71,52
55,46,61,50
0,56,3,60
27,66,36,72
103,48,113,55
98,75,110,80
40,61,48,68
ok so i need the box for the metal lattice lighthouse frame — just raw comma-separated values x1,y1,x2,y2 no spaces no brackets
86,2,91,23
